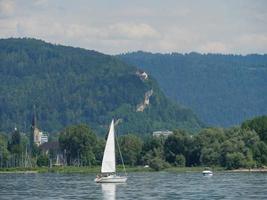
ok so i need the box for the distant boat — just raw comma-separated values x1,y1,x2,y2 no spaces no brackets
202,169,213,176
95,119,127,183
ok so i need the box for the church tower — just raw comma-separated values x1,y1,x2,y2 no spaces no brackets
30,105,37,149
30,105,44,147
30,105,48,148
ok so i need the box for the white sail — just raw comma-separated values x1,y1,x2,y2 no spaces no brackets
101,120,116,173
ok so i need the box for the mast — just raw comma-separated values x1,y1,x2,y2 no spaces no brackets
115,130,127,176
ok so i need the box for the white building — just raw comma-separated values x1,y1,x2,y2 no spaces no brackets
41,133,48,144
33,128,48,146
136,70,148,81
153,130,173,137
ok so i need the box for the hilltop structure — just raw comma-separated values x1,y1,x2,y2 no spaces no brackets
136,70,148,81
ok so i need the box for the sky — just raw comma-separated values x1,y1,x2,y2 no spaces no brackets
0,0,267,54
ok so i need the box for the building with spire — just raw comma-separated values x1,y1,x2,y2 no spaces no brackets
31,106,48,147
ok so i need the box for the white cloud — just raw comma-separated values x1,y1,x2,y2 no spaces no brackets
0,0,15,18
105,23,161,40
198,42,228,53
0,18,17,37
0,0,266,54
33,0,48,6
238,34,267,46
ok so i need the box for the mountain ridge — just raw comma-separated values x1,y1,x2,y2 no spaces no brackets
0,38,202,135
118,51,267,127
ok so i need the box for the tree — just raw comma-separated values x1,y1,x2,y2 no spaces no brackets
164,130,191,165
140,136,165,166
225,152,246,169
253,141,267,166
118,134,143,166
200,147,220,166
148,156,169,171
175,154,185,167
93,138,105,165
242,116,267,143
0,134,10,167
192,128,225,166
8,128,23,155
37,154,49,167
59,124,97,166
7,129,24,168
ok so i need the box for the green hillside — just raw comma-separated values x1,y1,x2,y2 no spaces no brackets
119,51,267,127
0,38,202,135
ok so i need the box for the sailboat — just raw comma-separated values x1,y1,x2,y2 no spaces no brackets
95,119,127,183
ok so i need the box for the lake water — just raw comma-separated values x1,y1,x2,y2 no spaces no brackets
0,172,266,199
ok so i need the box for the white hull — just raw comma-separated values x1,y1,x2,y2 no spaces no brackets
202,170,213,176
95,175,127,183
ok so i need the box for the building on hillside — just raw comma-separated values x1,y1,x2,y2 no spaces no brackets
152,130,173,137
136,70,148,81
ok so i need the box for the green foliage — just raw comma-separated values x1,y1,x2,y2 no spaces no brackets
0,134,10,167
194,128,225,166
119,52,267,127
148,156,168,171
200,147,220,166
118,134,143,166
0,115,266,170
0,38,202,135
242,116,267,143
93,138,105,165
164,130,192,165
253,141,267,166
31,143,41,157
8,129,22,154
37,154,49,167
59,124,97,166
225,152,246,170
140,136,165,166
175,154,186,167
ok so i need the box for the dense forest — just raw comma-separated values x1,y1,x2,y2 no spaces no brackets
0,115,266,170
0,38,202,135
118,51,267,127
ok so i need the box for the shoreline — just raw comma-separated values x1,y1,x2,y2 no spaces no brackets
0,171,38,174
0,166,266,174
230,168,267,172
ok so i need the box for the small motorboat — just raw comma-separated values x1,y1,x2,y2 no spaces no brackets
202,170,213,176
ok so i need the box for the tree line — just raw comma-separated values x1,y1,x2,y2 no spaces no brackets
0,116,266,170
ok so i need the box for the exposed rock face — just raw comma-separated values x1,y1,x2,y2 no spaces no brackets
136,89,153,112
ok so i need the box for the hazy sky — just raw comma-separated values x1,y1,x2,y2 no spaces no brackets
0,0,267,54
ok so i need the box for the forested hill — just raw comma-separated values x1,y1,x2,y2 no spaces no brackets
118,51,267,127
0,38,202,135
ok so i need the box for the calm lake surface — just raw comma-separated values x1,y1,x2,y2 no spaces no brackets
0,172,267,199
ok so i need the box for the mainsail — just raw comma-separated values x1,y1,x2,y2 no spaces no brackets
101,120,116,173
